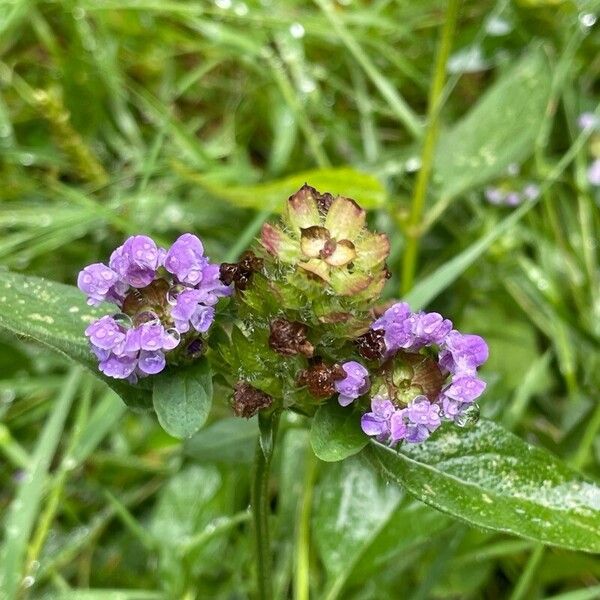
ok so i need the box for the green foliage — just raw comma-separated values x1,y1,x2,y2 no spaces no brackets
152,359,213,439
310,402,368,461
370,420,600,553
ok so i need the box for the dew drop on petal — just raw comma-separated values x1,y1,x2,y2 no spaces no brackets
455,403,480,428
113,313,133,328
167,284,185,306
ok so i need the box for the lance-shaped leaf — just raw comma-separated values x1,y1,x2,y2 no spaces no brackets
0,271,152,410
369,419,600,553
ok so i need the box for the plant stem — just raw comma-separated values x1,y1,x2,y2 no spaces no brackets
400,0,460,295
294,448,317,600
509,543,545,600
251,413,280,600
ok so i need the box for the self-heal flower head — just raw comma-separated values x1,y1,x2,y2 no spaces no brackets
78,233,232,381
335,361,370,406
260,185,390,300
354,302,488,442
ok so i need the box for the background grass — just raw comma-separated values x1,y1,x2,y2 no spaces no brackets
0,0,599,598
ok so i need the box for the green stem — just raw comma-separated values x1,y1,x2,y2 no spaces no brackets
509,544,545,600
251,413,280,600
400,0,460,295
294,449,317,600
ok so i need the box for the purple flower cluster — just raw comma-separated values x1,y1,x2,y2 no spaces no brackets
335,361,370,406
484,183,540,207
78,234,231,381
359,302,488,444
371,302,452,354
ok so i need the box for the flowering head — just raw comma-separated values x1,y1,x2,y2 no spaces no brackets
78,234,232,381
260,184,390,301
355,302,488,444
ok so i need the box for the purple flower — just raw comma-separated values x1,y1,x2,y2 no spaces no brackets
411,311,453,346
444,375,486,403
361,396,395,440
109,235,162,288
484,187,504,205
439,331,488,375
390,396,441,444
505,192,521,206
336,361,370,406
85,316,126,352
164,234,207,286
171,289,216,333
77,264,127,306
372,303,413,353
98,353,137,379
588,159,600,187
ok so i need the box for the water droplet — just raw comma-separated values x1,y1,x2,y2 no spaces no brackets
113,313,133,328
22,576,35,589
405,157,421,172
1,389,16,403
165,328,181,343
0,124,11,138
455,403,480,428
485,16,511,36
579,13,597,28
63,457,77,471
73,6,86,19
20,153,34,166
289,23,305,39
299,77,316,94
215,0,232,8
167,285,185,306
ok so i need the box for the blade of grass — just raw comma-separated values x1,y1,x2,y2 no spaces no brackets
0,367,80,600
313,0,421,139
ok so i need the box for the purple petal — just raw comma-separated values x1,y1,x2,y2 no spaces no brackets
99,353,137,379
137,350,166,375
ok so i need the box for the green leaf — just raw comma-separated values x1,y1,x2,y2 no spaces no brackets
152,358,213,439
314,456,451,600
0,271,151,410
369,419,600,553
184,417,258,464
175,166,386,210
310,402,368,462
434,47,551,200
314,456,401,579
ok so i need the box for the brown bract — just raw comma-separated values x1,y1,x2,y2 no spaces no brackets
297,360,345,398
268,317,314,357
232,381,273,418
219,251,263,291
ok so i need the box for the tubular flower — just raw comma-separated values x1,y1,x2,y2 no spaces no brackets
356,302,488,444
260,184,390,299
78,234,232,381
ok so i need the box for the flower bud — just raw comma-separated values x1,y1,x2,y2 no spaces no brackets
232,381,273,418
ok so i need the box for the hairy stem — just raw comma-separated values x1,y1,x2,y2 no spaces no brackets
401,0,460,295
251,413,280,600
